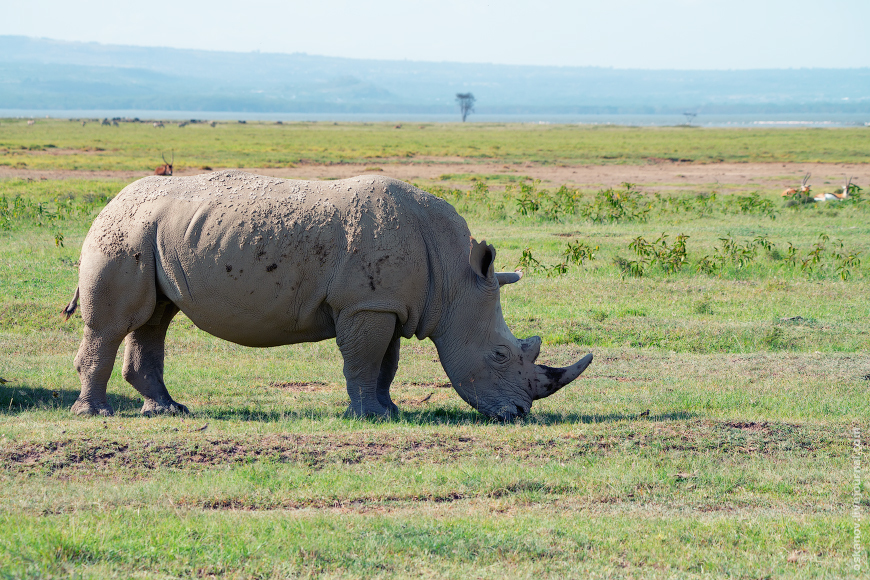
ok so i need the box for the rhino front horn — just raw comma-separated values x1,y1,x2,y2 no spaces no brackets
531,353,593,400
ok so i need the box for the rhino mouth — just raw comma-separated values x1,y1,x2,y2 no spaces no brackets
493,402,528,423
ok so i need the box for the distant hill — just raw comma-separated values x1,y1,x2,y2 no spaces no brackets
1,35,868,114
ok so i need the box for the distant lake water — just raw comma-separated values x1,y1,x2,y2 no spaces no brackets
2,110,869,128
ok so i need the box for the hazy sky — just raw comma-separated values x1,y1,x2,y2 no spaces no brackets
5,0,869,69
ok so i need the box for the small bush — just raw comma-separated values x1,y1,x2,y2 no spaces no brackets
580,183,651,224
509,181,579,221
564,240,597,266
697,235,772,275
654,191,718,217
731,192,777,219
620,233,689,277
516,239,597,277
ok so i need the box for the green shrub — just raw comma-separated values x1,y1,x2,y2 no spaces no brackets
619,233,689,277
697,235,773,275
731,192,777,219
580,182,651,224
509,181,579,221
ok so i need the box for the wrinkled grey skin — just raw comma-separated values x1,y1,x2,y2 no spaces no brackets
65,171,592,420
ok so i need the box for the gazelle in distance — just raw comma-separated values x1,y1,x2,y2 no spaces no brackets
782,173,811,197
814,176,854,201
154,152,174,176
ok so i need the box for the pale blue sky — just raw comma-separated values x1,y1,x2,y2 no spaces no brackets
4,0,869,69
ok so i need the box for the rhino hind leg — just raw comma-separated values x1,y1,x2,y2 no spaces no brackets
375,326,402,416
122,300,189,416
71,327,125,416
337,310,401,419
72,251,159,417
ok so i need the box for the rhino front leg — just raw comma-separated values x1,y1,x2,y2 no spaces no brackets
336,310,400,418
122,301,189,416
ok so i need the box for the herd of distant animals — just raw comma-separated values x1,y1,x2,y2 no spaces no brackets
29,118,218,129
782,172,855,202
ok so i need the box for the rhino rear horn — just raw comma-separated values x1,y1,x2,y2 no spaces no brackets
496,271,523,286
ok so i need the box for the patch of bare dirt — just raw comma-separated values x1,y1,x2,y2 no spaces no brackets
405,382,452,388
181,491,470,511
269,381,331,392
0,420,839,476
179,496,841,517
590,375,654,383
13,148,109,156
725,421,771,433
1,161,868,193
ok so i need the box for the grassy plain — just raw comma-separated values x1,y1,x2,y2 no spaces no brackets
2,117,870,171
0,122,868,578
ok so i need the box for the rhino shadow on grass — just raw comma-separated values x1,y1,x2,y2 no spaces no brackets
378,409,698,426
178,406,697,426
0,384,140,416
528,410,697,425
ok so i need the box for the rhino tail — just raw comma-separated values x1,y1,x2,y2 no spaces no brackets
61,287,80,321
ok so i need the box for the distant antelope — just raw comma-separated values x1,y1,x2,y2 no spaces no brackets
153,122,165,128
177,121,189,128
833,176,854,200
814,176,853,201
782,173,810,197
154,152,174,176
27,120,35,126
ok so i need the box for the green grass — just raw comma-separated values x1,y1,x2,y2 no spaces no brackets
2,118,870,171
1,142,869,576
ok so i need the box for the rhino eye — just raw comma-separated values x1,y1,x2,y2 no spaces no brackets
489,346,511,365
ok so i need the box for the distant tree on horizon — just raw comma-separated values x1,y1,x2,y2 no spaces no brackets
456,93,475,122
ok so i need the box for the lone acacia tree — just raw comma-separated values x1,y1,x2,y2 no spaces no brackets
456,93,475,122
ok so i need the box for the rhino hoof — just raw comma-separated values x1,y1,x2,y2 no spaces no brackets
71,399,115,417
141,400,190,416
343,404,395,420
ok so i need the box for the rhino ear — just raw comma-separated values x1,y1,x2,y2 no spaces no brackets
470,237,496,280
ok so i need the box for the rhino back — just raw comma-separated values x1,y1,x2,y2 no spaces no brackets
82,171,468,347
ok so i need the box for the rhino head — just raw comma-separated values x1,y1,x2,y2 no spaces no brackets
433,238,593,421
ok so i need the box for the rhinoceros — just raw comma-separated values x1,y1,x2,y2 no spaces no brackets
63,171,592,420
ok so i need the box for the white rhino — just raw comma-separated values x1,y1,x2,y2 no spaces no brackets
63,171,592,420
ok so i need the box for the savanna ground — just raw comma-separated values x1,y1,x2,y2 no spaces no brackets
1,119,868,579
